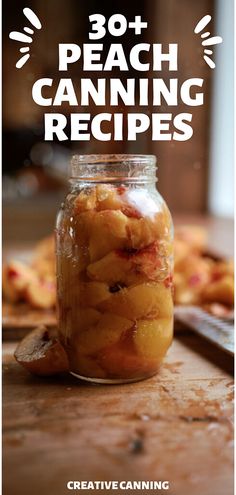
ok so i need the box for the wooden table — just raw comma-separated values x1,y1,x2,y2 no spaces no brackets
3,336,234,495
3,216,234,495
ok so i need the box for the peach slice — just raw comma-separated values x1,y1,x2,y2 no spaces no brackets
88,210,128,261
76,313,133,354
126,209,172,249
175,255,212,285
77,281,110,307
130,242,170,280
201,275,234,306
126,217,157,248
174,284,201,305
99,283,173,320
31,258,55,279
2,260,38,303
25,280,56,309
87,243,167,286
175,225,207,252
87,251,132,285
87,251,145,286
174,254,212,305
134,318,173,360
96,184,123,211
174,239,193,269
74,188,97,213
211,259,234,280
14,326,69,376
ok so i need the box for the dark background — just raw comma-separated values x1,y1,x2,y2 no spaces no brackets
3,0,231,242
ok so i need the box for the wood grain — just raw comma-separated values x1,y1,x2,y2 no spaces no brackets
3,335,233,495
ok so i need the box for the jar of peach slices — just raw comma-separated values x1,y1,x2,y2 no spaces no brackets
56,154,174,383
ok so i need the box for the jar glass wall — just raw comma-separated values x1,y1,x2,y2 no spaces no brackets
56,154,174,383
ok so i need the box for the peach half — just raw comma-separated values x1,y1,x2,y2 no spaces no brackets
14,326,69,376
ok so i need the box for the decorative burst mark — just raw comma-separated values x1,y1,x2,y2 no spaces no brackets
9,7,42,69
202,36,223,46
194,14,212,34
194,14,223,69
201,31,210,39
16,53,30,69
20,47,30,53
203,55,215,69
23,7,42,29
24,27,34,35
9,32,33,43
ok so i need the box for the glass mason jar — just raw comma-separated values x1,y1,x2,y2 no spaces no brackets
56,154,174,384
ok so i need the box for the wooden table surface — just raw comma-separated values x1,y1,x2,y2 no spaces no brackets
3,336,234,495
3,215,234,495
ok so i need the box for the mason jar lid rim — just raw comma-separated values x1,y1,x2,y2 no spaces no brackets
71,154,157,165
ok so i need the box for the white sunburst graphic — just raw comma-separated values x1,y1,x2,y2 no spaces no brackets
194,14,223,69
9,7,42,69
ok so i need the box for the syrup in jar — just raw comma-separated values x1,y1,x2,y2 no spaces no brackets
56,154,174,383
